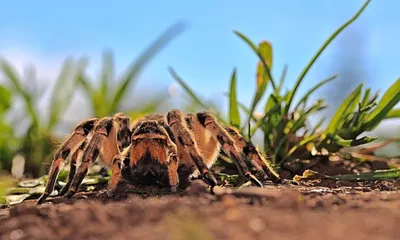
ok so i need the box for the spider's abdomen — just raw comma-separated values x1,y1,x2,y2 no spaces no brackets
122,139,170,186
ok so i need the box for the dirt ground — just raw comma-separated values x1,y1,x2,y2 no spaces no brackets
1,179,399,240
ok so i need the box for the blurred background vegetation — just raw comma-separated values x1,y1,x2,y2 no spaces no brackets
0,0,399,181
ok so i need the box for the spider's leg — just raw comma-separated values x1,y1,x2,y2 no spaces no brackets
196,112,263,187
159,124,180,192
223,126,282,183
166,110,217,188
59,140,87,196
36,118,98,204
114,113,132,151
65,117,119,198
105,151,127,197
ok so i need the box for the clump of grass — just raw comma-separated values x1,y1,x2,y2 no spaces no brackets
0,58,84,176
170,0,400,177
0,22,187,177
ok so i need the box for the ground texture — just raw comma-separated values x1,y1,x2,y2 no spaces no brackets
0,180,399,240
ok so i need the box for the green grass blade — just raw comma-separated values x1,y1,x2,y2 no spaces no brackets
0,84,12,114
325,83,364,135
294,74,338,111
228,68,240,128
100,50,114,102
285,0,371,113
250,103,281,137
384,108,400,119
360,87,371,108
47,57,76,130
286,134,320,158
168,67,207,109
294,169,400,182
109,22,187,114
291,99,327,133
277,64,288,93
364,78,400,130
233,31,277,91
332,135,377,147
310,117,326,136
126,91,169,120
0,58,39,128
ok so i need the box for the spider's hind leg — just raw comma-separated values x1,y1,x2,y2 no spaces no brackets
223,126,282,183
166,110,217,189
196,112,263,187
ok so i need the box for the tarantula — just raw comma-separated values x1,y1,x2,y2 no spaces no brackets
37,109,281,204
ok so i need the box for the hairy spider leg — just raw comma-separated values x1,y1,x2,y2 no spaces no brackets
65,117,119,198
36,118,98,204
196,112,263,187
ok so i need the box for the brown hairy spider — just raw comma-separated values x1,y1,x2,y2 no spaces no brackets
37,109,281,204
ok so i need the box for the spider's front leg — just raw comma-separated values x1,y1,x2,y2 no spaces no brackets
162,125,180,192
65,117,119,198
36,118,98,204
166,110,217,188
58,140,87,196
196,112,263,187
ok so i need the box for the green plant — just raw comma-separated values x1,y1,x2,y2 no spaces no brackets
77,22,187,119
0,57,83,176
170,0,399,175
0,84,18,170
321,79,400,151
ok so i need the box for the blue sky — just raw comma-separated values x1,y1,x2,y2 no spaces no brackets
0,0,399,116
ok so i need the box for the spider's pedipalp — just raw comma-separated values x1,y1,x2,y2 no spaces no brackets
36,118,99,204
196,112,263,187
65,117,118,198
223,126,281,183
166,109,217,188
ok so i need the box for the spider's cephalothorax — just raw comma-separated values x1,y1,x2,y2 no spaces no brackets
37,109,281,204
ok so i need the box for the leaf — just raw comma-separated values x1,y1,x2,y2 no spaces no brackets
108,21,187,114
234,31,276,90
330,134,377,147
228,68,240,128
384,108,400,119
256,41,273,89
5,194,30,206
294,74,338,111
169,67,207,109
100,50,114,101
294,169,400,182
18,178,42,188
325,83,363,135
0,84,12,114
126,92,170,120
285,0,371,113
364,78,400,130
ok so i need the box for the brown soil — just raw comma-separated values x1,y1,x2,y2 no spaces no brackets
1,179,399,240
